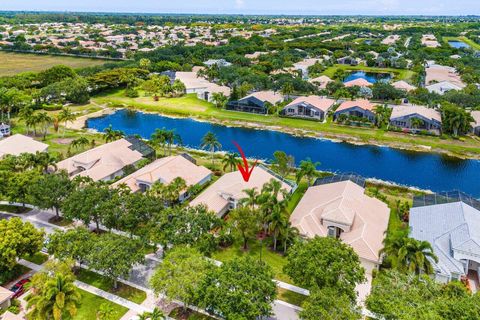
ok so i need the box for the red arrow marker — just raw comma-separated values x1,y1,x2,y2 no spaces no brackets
233,141,258,182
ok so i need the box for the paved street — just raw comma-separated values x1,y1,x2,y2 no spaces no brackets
2,207,301,319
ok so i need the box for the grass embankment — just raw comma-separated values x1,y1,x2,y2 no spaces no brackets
23,252,49,265
322,64,416,82
0,52,108,76
212,240,291,283
443,36,480,50
76,268,147,304
0,204,32,214
74,288,128,320
92,92,480,158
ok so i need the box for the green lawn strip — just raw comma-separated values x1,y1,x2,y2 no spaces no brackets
212,240,292,283
276,287,308,307
76,268,146,304
0,264,31,286
287,182,308,214
48,217,74,227
72,288,129,320
0,204,32,214
92,92,480,158
169,308,216,320
23,252,49,265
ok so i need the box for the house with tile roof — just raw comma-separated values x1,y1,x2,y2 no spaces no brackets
344,78,373,88
389,105,442,134
0,286,14,309
309,75,333,89
190,166,294,218
112,154,212,201
290,175,389,301
410,191,480,291
226,91,284,114
471,111,480,136
334,99,378,122
391,80,417,92
174,71,231,102
57,137,153,182
0,134,48,158
281,96,336,121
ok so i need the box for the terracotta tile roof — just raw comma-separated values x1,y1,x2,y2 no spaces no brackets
0,286,13,304
344,78,373,87
391,80,417,92
286,96,336,113
112,155,212,192
336,99,377,112
243,91,284,105
0,134,48,158
57,139,144,181
190,166,293,216
290,180,390,263
390,105,442,123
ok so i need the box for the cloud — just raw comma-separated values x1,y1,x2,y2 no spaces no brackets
235,0,245,8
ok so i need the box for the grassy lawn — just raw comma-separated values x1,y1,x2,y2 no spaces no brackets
169,308,216,320
91,91,480,159
212,241,292,283
0,204,32,214
322,64,416,82
0,264,31,286
23,252,49,265
76,268,146,304
0,51,108,76
11,121,104,157
443,36,480,50
72,288,128,320
287,182,308,214
49,216,74,227
277,287,308,307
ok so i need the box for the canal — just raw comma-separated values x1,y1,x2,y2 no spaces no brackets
87,109,480,196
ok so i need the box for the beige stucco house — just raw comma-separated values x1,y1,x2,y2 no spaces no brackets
112,154,212,201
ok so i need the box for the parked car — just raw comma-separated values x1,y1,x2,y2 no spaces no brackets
10,278,30,298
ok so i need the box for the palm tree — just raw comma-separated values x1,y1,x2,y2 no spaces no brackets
221,152,240,172
36,112,53,140
59,108,77,137
103,125,125,143
268,208,288,251
163,129,181,155
241,187,260,210
201,131,222,165
34,151,58,173
295,158,320,186
211,92,228,109
279,221,299,254
70,137,90,151
96,303,117,320
398,238,438,275
281,82,294,100
381,230,438,275
18,106,34,135
138,307,165,320
151,128,167,156
27,273,81,320
374,104,393,129
410,117,424,130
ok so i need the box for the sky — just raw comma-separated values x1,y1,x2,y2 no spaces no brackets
0,0,479,16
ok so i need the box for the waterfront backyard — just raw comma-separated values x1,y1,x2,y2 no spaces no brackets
90,91,480,159
87,108,480,197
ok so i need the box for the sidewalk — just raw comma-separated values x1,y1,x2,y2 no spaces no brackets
4,207,302,320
